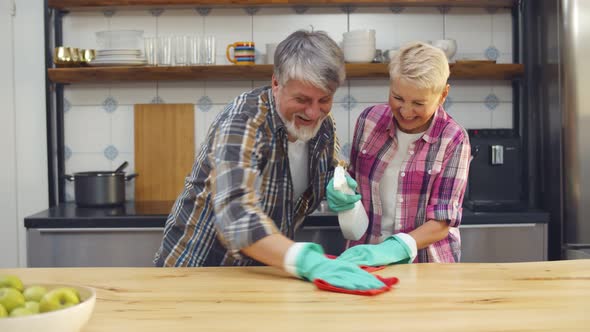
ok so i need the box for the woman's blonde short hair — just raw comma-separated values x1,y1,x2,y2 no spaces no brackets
388,41,450,93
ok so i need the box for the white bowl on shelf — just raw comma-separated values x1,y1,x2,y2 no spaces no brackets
0,283,96,332
96,30,144,50
432,39,457,60
343,29,376,40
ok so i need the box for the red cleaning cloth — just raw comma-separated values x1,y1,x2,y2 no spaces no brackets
313,275,399,296
318,254,398,295
325,254,387,273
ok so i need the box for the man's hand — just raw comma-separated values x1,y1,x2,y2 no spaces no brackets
336,234,417,266
326,175,361,212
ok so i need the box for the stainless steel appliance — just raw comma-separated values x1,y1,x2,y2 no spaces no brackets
561,0,590,259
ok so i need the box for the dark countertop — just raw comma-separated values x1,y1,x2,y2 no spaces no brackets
24,201,550,229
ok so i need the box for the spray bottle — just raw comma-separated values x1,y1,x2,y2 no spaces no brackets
333,163,369,241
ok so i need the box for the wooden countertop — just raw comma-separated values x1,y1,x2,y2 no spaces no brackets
2,260,589,331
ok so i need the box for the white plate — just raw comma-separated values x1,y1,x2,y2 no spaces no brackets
88,59,147,66
94,55,145,61
97,48,141,54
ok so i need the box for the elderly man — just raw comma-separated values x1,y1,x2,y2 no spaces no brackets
154,30,383,291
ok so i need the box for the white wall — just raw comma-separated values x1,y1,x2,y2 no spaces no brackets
0,0,49,267
0,0,19,268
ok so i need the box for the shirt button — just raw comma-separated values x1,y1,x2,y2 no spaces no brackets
362,149,367,154
428,169,432,174
398,197,404,203
400,172,406,177
409,150,415,155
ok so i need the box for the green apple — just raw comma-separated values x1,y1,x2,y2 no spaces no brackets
0,303,7,318
23,285,47,302
9,307,34,317
24,301,40,314
39,287,80,313
0,287,26,313
0,275,24,292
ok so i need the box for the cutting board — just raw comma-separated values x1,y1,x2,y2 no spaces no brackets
134,104,195,201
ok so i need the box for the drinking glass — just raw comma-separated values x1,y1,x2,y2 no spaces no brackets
203,35,216,65
144,36,157,66
158,35,173,66
188,35,202,65
174,35,189,66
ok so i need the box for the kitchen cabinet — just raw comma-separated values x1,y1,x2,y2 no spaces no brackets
27,227,164,267
460,223,547,262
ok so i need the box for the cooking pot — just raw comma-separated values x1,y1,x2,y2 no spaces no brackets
65,162,137,207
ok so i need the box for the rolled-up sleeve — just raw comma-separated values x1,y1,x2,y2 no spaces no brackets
209,113,279,259
426,134,471,227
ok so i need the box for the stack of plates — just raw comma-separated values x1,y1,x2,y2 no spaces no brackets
88,49,146,66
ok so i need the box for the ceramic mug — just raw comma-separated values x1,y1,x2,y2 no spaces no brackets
226,41,255,65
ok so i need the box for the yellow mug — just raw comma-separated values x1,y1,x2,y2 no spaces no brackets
226,41,255,65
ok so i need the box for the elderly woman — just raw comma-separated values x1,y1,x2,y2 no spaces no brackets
328,42,471,264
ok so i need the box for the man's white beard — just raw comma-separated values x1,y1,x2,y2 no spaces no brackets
281,115,323,142
276,103,324,143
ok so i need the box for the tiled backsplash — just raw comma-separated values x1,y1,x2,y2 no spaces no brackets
62,6,514,201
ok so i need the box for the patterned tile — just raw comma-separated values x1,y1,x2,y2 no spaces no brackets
64,98,72,112
104,145,119,161
448,81,494,102
102,96,118,113
331,103,350,147
485,46,500,61
484,93,500,110
197,96,213,112
64,145,72,160
205,81,253,105
150,96,164,104
110,82,157,105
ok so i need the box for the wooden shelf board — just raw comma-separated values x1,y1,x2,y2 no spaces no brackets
47,63,523,83
48,0,517,10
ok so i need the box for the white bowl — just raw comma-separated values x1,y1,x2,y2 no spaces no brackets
432,39,457,60
96,30,144,50
0,284,96,332
343,47,375,63
343,29,376,40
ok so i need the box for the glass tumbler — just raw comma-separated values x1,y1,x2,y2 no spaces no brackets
174,35,189,66
203,35,216,65
189,35,202,65
144,36,157,66
158,35,173,66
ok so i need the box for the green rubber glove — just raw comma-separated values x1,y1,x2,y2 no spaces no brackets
326,175,362,212
337,234,416,267
295,243,386,290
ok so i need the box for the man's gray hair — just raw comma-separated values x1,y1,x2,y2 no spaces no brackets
274,30,345,93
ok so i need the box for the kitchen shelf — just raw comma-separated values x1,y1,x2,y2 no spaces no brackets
48,0,517,10
47,63,524,83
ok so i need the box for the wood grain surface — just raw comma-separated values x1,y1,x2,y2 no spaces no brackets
47,63,524,83
1,260,589,331
134,103,194,201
